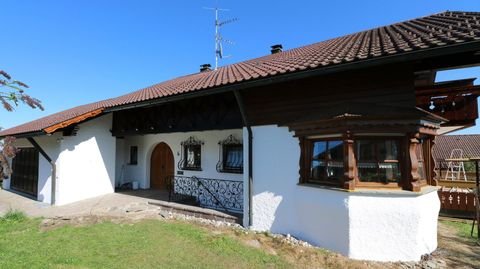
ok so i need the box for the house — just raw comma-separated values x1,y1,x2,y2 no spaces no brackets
433,134,480,162
432,134,480,180
2,11,480,262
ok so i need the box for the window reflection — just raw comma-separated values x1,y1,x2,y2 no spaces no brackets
310,140,344,183
356,139,401,183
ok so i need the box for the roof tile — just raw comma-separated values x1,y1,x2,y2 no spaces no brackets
433,135,480,161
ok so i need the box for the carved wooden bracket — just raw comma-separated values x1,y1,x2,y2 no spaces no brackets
408,133,422,192
430,137,439,186
343,131,356,190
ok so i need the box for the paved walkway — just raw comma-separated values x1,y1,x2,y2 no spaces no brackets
0,189,240,222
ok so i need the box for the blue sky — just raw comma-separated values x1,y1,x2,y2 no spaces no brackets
1,1,480,134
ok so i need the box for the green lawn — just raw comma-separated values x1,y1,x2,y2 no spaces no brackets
0,212,288,269
442,218,478,242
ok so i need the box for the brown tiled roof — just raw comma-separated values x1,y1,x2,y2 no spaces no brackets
0,100,114,136
2,11,480,137
432,135,480,161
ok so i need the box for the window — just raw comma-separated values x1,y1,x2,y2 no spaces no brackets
300,135,409,189
356,139,401,184
306,140,344,185
179,136,203,171
184,145,201,170
129,146,138,165
217,135,243,173
223,145,243,171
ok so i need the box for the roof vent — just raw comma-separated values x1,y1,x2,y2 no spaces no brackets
200,64,212,72
270,44,283,54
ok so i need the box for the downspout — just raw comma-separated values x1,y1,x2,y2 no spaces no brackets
27,137,56,205
233,90,253,227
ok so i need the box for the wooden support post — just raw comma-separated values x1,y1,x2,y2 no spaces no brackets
298,137,306,183
429,137,439,186
343,131,356,190
407,133,422,192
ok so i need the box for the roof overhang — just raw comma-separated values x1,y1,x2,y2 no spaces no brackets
42,108,104,134
281,103,445,137
105,40,480,113
0,108,104,139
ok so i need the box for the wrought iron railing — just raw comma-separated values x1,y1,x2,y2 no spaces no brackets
165,175,243,213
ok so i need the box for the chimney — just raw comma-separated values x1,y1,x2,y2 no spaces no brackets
270,44,283,54
200,64,212,72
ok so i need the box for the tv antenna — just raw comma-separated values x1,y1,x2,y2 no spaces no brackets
204,5,237,70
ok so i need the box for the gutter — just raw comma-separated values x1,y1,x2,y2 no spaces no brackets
104,40,480,113
233,90,253,227
27,137,56,205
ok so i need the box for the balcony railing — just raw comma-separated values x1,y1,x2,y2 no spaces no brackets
165,175,243,213
435,158,480,240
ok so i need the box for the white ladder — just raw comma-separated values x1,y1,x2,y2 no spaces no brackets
444,149,467,181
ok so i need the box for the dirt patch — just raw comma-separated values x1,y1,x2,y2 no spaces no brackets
40,215,129,231
202,226,404,269
436,221,480,269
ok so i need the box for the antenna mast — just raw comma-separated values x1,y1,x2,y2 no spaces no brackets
204,5,237,70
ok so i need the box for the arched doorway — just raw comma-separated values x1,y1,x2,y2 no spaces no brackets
150,142,174,190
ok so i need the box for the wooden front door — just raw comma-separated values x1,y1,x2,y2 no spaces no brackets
150,142,174,190
10,148,39,198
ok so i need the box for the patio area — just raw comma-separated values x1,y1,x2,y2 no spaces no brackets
0,189,242,223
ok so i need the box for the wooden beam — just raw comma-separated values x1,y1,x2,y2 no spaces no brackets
438,180,477,189
416,84,480,97
43,108,104,134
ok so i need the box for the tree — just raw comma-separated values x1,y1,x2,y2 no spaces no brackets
0,70,43,179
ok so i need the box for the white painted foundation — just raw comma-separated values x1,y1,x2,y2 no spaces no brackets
250,125,440,262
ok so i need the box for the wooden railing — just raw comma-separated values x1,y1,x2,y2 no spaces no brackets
435,158,479,222
438,187,476,216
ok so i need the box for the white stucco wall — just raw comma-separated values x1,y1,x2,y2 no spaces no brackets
54,113,116,205
120,129,243,188
3,134,61,204
250,125,440,262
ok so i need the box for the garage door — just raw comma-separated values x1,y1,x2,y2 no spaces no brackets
10,148,39,198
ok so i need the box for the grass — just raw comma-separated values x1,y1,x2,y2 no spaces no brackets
0,213,288,269
0,210,27,222
3,212,476,269
442,218,479,242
